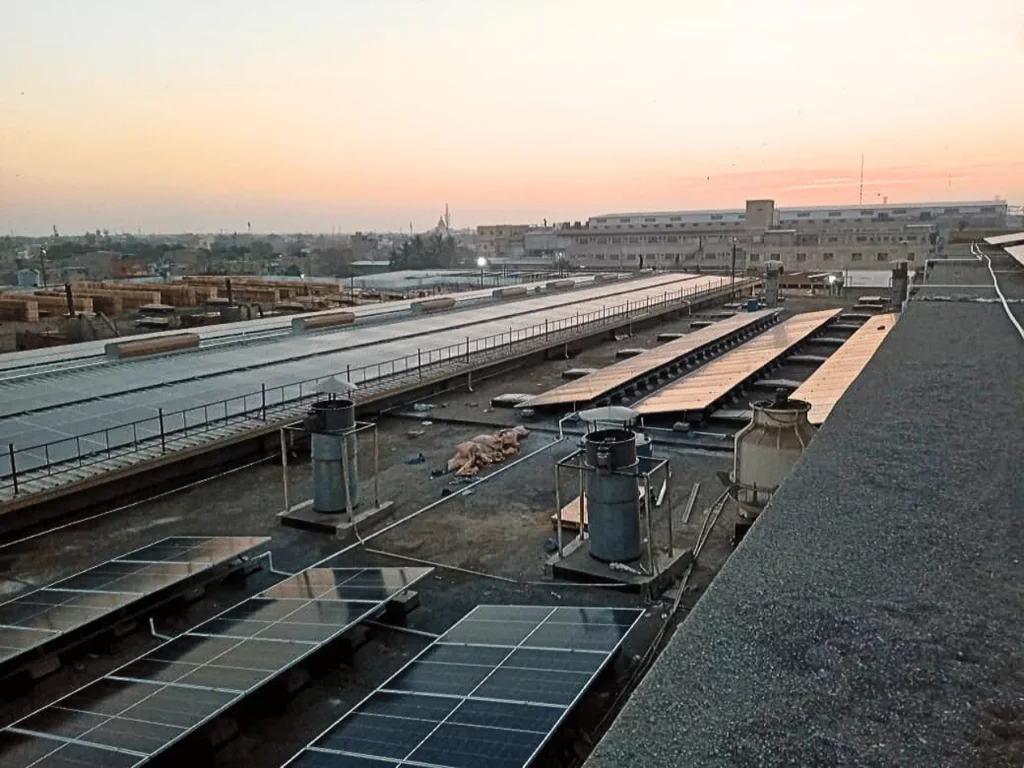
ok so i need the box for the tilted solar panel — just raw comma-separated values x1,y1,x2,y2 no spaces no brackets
0,567,433,767
0,536,269,673
285,604,643,768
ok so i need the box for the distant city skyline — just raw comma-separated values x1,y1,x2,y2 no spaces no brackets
2,0,1022,235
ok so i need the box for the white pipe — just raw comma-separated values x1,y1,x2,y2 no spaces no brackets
973,242,1024,341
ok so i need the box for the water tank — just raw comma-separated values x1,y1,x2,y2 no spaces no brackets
890,260,909,311
306,398,360,514
584,429,642,562
732,392,814,518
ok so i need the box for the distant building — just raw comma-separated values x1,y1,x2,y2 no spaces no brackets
524,227,573,260
561,198,995,272
476,225,531,258
112,255,150,278
16,268,41,288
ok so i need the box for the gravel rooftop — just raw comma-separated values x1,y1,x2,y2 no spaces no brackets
585,277,1024,766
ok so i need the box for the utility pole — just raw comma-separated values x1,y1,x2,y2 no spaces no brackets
859,154,864,206
730,238,737,297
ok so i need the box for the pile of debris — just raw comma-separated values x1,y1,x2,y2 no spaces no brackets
447,426,530,477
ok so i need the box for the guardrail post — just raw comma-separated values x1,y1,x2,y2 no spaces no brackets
261,383,267,421
8,443,18,496
418,348,423,379
466,336,470,362
158,408,166,454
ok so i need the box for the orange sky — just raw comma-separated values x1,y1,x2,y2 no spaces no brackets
1,0,1022,234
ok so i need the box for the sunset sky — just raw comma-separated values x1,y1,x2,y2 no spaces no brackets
2,0,1023,234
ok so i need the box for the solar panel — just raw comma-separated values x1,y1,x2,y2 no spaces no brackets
0,566,432,768
0,536,269,673
791,313,897,424
522,310,779,408
1005,244,1024,268
285,604,643,768
1,275,711,478
635,309,842,417
983,231,1024,247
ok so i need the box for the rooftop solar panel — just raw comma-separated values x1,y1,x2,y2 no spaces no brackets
635,309,842,417
0,567,432,768
0,536,269,674
1004,244,1024,268
285,604,643,768
790,313,897,424
521,310,779,408
983,231,1024,247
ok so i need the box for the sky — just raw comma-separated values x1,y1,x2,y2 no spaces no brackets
1,0,1023,235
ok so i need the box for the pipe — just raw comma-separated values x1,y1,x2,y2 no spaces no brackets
974,242,1024,341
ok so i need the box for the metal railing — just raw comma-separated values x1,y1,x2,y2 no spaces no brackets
1,277,739,495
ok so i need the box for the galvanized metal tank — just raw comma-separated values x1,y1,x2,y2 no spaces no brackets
890,260,909,311
584,429,642,562
306,398,360,514
732,392,814,518
764,261,783,308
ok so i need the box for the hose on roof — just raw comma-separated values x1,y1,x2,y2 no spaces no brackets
972,242,1024,342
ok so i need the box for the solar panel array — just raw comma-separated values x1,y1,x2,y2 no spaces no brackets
0,275,710,475
983,231,1024,247
0,536,269,671
521,309,779,408
1005,244,1024,269
0,565,433,768
635,309,842,416
286,604,643,768
791,313,897,424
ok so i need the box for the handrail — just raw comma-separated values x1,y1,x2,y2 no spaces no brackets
0,277,746,493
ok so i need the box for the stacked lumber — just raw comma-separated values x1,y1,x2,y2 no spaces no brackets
0,298,40,322
1,292,93,315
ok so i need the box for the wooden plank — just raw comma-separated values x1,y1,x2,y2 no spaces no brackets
791,313,897,424
635,309,841,416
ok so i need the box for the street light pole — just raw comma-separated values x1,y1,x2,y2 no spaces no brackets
730,238,737,297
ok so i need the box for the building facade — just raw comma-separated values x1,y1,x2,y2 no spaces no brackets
476,225,531,258
562,198,994,272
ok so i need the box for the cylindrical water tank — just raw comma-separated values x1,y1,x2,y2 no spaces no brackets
733,393,815,517
307,399,360,514
890,260,908,311
584,429,642,562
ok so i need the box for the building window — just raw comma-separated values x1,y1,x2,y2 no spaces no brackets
860,210,874,216
684,252,696,261
892,208,907,214
797,212,811,218
823,252,835,261
704,253,717,261
611,236,622,244
670,216,682,221
648,236,660,244
597,237,607,244
575,237,586,245
876,252,889,261
943,208,959,215
907,253,915,261
644,217,656,223
596,254,605,260
611,253,620,260
619,218,631,223
667,235,678,243
626,254,637,261
981,206,995,213
796,253,808,262
828,211,842,217
828,236,839,243
856,236,867,242
851,252,863,261
770,253,780,260
710,214,723,220
594,218,606,223
628,236,639,244
749,254,761,262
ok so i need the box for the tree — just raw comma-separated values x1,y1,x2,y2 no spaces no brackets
283,264,302,277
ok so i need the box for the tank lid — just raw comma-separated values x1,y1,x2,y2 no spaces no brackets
751,389,811,413
318,376,357,395
578,405,639,428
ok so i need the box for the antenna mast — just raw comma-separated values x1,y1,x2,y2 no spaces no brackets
858,155,864,205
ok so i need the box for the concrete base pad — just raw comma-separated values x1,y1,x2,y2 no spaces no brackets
545,537,693,598
277,499,395,540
